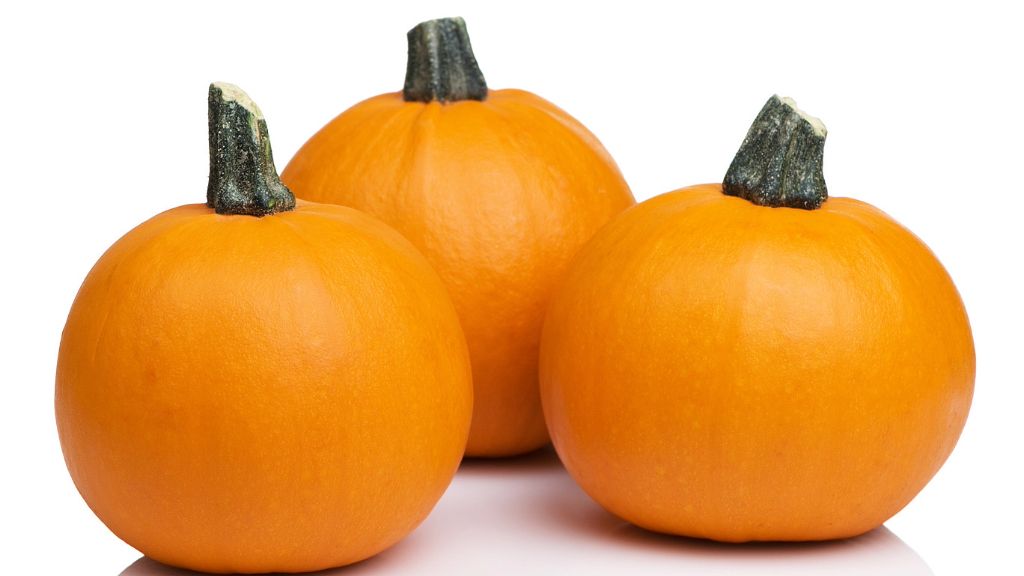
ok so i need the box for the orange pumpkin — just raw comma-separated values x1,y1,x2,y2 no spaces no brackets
55,83,473,573
282,18,635,457
539,96,975,542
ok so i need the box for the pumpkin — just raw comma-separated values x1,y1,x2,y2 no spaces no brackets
55,83,473,573
539,95,975,542
282,17,635,457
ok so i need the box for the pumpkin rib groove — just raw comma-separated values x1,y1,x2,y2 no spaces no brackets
495,91,623,173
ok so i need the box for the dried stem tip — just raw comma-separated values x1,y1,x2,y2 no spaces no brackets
403,17,488,103
207,82,295,217
723,95,828,210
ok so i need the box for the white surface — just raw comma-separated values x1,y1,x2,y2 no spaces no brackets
119,450,934,576
1,1,1021,574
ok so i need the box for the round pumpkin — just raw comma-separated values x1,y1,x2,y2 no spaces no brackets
539,95,975,542
55,84,473,573
282,17,635,457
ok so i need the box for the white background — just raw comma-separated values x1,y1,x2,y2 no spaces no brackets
2,1,1021,574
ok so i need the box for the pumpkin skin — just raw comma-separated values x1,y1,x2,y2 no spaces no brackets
539,184,975,542
56,201,472,573
56,84,473,573
283,82,634,455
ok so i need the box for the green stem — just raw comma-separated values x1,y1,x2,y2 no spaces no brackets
206,82,295,216
723,95,828,210
403,17,488,103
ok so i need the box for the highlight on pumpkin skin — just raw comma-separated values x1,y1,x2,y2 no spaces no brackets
55,82,473,573
539,95,975,542
282,17,635,457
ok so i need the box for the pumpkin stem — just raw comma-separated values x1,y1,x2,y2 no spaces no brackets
403,17,488,103
207,82,296,216
723,95,828,210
